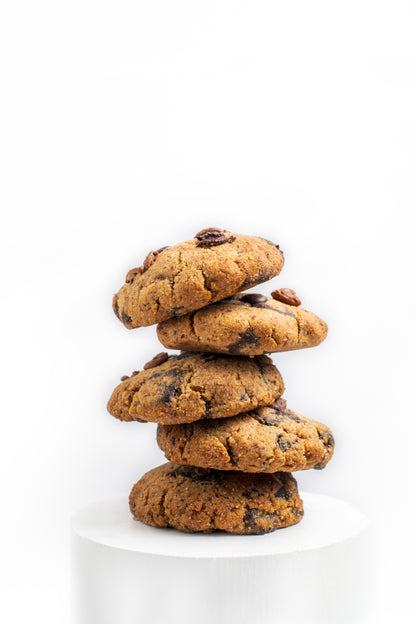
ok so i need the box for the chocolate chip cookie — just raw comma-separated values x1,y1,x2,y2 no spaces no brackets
113,230,284,328
129,462,303,534
156,292,328,356
107,352,284,425
157,405,334,473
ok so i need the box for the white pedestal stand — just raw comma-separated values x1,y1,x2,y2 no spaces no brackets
71,492,370,624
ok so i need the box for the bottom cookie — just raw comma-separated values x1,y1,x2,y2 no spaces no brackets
129,462,303,534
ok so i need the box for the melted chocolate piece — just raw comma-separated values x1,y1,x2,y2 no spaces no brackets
227,328,259,354
174,465,232,484
255,302,297,318
276,436,293,452
243,508,279,534
159,380,182,404
274,486,292,501
121,309,132,324
241,267,277,289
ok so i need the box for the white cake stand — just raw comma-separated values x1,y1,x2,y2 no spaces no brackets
71,492,370,624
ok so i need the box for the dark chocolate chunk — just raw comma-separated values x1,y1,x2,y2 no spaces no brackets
276,435,293,452
195,227,224,238
241,293,268,305
318,429,335,450
195,228,236,248
174,465,231,484
253,411,285,426
243,508,278,534
274,486,291,501
121,309,132,324
227,328,259,354
159,380,182,404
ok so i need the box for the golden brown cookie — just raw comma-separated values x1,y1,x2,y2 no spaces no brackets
129,462,303,534
113,230,284,328
157,292,328,355
107,352,284,425
157,405,334,473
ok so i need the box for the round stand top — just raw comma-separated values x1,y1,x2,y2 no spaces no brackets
71,492,369,559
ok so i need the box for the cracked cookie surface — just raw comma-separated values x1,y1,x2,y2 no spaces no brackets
129,462,303,534
107,353,284,424
157,406,334,473
113,232,284,328
157,294,328,355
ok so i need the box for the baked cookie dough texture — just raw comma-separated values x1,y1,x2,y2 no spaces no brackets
108,228,334,534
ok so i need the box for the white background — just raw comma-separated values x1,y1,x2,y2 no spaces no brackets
1,1,415,622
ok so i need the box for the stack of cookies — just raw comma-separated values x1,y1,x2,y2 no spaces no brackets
108,228,334,535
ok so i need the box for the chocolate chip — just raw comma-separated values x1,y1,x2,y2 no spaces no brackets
113,299,119,317
195,228,236,248
125,266,144,283
143,250,159,271
241,293,268,305
196,233,228,247
318,429,335,450
131,370,140,377
253,411,284,426
195,227,224,238
157,246,169,253
274,487,291,501
143,352,169,370
272,398,287,411
120,375,129,381
286,412,302,422
243,508,277,534
271,288,301,306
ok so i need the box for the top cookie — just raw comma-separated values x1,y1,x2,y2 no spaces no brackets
157,291,328,356
112,229,284,328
